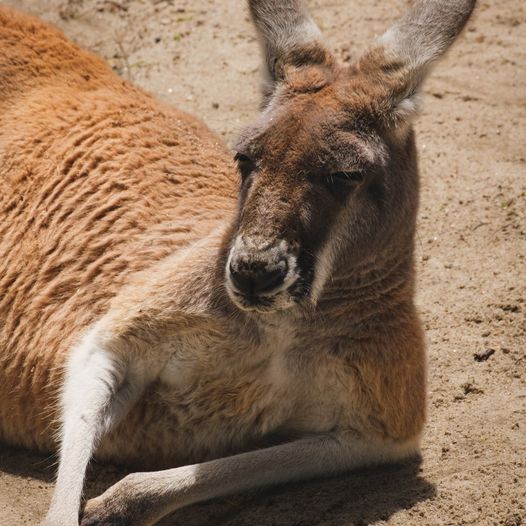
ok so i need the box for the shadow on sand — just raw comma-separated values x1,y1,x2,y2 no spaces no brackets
159,459,435,526
0,443,435,526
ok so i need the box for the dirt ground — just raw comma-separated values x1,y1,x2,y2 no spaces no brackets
0,0,524,525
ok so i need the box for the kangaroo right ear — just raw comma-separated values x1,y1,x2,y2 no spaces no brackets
359,0,477,128
248,0,332,102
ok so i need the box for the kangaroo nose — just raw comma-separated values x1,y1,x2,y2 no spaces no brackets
229,260,288,297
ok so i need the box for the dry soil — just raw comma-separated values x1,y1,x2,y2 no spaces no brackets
0,0,525,525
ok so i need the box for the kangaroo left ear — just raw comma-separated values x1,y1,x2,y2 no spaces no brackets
358,0,477,128
248,0,333,102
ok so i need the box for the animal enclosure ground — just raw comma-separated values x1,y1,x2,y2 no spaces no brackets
0,0,524,525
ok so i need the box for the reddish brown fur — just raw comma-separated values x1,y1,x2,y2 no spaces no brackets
0,5,236,451
0,6,426,457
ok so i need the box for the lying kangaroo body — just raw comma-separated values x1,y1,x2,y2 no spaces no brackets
0,1,476,524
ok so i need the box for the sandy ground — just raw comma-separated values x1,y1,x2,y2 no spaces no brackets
0,0,525,525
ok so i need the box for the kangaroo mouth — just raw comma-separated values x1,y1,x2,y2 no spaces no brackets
226,266,313,314
229,289,280,312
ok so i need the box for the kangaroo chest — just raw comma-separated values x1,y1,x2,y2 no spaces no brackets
157,329,295,435
145,326,356,462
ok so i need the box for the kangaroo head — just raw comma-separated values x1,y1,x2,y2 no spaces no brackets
226,0,476,313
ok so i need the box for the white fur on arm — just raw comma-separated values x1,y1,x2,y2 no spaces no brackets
43,325,148,526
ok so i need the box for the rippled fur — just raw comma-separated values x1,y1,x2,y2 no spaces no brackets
0,5,236,451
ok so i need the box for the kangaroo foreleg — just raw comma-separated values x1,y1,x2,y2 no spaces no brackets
81,433,420,526
43,326,149,526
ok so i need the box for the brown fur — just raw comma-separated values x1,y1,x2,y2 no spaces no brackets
0,6,425,458
0,5,236,452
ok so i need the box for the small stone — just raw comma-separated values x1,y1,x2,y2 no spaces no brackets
462,382,484,395
474,348,495,362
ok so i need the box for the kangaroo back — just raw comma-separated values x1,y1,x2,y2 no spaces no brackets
0,6,235,451
0,6,113,105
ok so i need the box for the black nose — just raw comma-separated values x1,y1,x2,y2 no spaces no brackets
229,260,288,297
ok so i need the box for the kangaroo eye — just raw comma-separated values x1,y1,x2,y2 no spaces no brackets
329,171,364,184
234,153,255,180
234,152,252,164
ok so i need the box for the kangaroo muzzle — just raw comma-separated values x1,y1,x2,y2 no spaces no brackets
226,236,300,311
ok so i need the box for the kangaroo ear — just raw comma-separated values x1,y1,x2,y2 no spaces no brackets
248,0,332,101
360,0,477,127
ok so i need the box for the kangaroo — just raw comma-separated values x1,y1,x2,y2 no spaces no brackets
0,1,476,524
